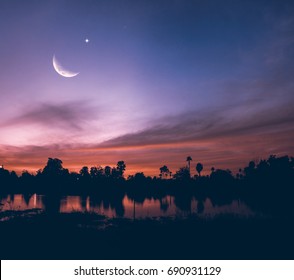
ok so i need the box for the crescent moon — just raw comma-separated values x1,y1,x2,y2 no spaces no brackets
52,55,79,78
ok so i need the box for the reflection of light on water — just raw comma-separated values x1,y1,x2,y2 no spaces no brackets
123,196,180,218
86,196,90,212
198,198,254,217
0,194,44,210
60,196,82,212
33,194,36,207
0,193,254,219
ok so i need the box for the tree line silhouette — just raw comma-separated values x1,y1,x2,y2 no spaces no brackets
1,154,294,217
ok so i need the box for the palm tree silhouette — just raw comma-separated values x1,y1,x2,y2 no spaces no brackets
196,162,203,176
186,156,192,176
159,165,170,179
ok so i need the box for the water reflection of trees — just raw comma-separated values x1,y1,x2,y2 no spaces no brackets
40,190,126,217
89,190,125,217
0,191,246,218
23,193,32,206
42,194,61,215
159,197,170,212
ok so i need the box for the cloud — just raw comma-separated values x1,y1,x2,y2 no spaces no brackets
0,101,97,130
98,99,294,149
1,96,294,176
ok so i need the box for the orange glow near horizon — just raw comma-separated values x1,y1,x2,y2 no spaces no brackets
2,127,294,177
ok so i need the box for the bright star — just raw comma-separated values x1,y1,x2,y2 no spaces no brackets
85,38,89,43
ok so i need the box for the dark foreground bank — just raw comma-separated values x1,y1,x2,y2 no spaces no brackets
0,210,293,260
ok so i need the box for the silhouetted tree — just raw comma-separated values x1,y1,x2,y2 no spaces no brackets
111,167,120,179
90,166,103,178
104,166,111,177
0,166,13,188
80,166,90,178
10,170,18,181
159,165,170,179
196,162,203,176
21,170,32,179
0,165,10,179
244,161,256,177
257,160,268,171
267,155,293,176
116,161,126,178
134,172,146,181
210,169,234,184
20,170,34,186
186,156,192,175
174,166,190,180
70,172,79,181
42,158,67,177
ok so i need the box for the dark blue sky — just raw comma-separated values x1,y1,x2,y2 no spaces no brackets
0,0,294,175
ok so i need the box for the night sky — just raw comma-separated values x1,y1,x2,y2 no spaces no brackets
1,0,294,176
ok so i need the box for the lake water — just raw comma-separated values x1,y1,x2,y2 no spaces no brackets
0,193,253,219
